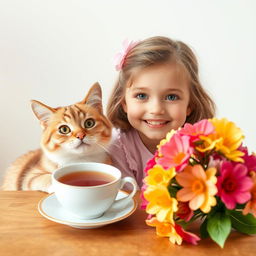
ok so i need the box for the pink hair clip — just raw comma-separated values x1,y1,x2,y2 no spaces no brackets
114,39,140,71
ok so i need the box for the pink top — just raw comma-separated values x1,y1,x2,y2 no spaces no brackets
109,128,154,189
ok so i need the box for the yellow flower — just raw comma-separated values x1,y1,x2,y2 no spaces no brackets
144,165,176,187
146,217,182,245
197,118,244,162
144,185,178,223
176,165,217,213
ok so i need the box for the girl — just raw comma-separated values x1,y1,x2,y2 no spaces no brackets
107,36,215,189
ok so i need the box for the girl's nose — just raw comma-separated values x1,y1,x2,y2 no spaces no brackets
149,99,165,115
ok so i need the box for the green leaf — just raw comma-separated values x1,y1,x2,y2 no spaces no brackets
207,212,231,248
230,211,256,234
167,184,178,197
200,218,209,239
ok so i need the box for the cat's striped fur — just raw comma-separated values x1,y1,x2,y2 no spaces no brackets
2,83,112,192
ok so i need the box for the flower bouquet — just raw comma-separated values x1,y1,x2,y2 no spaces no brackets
142,118,256,247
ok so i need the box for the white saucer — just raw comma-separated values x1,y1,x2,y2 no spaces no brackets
38,190,137,229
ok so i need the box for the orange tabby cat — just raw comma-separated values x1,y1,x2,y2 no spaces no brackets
2,82,112,192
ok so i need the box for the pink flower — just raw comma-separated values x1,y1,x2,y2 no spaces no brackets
144,151,158,174
217,161,253,209
114,39,139,71
140,184,149,210
157,134,193,172
174,224,200,245
179,119,214,142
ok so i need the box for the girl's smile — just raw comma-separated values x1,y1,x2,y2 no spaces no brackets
144,119,170,128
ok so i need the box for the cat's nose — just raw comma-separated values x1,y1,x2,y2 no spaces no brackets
76,132,86,140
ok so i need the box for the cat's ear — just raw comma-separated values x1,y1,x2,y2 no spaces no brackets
81,82,103,113
31,100,55,129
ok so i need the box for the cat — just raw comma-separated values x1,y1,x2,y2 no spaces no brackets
1,82,112,193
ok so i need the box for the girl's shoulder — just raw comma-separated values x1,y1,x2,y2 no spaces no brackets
109,128,154,187
108,128,137,171
110,128,141,148
109,128,152,160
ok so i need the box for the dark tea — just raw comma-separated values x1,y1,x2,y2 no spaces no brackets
58,171,115,186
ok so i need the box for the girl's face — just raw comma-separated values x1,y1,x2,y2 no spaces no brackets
122,63,191,153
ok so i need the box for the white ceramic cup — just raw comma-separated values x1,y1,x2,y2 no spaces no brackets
52,162,137,220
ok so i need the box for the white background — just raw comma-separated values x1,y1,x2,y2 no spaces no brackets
0,0,255,181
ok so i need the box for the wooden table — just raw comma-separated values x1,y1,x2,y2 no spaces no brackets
0,191,255,256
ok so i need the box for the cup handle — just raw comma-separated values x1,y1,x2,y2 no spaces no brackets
113,176,137,207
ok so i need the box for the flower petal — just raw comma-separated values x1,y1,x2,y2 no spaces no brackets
234,191,251,204
189,194,205,210
176,172,195,187
177,188,194,202
174,224,200,245
191,165,206,180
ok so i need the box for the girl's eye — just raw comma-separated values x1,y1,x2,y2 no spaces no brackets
59,125,71,134
166,94,179,101
136,93,148,100
84,118,95,128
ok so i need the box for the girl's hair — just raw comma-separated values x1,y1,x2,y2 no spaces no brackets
107,36,215,130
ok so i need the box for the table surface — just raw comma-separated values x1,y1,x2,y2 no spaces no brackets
0,191,255,256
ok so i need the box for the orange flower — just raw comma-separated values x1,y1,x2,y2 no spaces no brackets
146,217,200,245
243,171,256,217
176,165,217,213
146,217,182,245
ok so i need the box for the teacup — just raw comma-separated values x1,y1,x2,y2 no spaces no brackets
52,162,137,219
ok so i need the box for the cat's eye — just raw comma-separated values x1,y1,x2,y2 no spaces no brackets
58,125,71,134
84,118,95,128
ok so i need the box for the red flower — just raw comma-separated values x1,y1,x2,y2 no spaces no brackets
176,202,193,222
240,146,256,172
174,224,200,245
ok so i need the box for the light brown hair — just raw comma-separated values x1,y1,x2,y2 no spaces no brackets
107,36,215,130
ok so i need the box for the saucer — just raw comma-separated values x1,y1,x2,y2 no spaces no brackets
38,190,137,229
